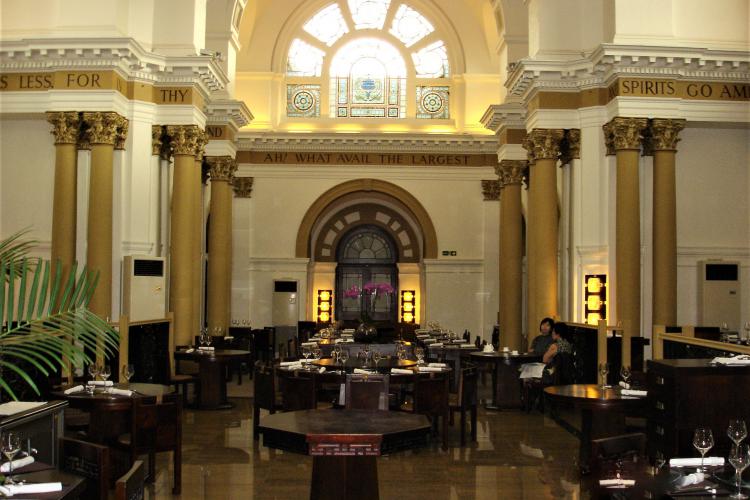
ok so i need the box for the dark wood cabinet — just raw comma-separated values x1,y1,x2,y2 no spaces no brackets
646,359,750,461
0,400,67,466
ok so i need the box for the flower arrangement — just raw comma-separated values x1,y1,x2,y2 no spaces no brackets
342,281,394,324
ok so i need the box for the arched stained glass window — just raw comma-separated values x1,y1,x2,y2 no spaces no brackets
287,39,325,76
389,4,434,47
412,41,449,78
348,0,391,29
303,4,349,46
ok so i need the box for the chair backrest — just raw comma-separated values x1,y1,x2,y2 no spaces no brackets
59,437,110,500
130,394,182,454
413,372,448,415
457,364,478,407
252,328,275,361
345,374,390,410
115,460,145,500
253,361,276,410
590,433,646,473
553,351,577,385
279,371,317,411
86,399,134,445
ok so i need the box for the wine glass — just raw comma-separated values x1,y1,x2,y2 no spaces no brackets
743,321,750,344
121,364,135,382
339,349,349,366
302,346,312,365
598,362,610,388
372,350,381,367
100,365,111,383
729,444,750,499
199,328,208,347
313,347,322,360
88,363,100,383
729,420,748,447
415,347,425,365
332,345,341,363
692,427,714,471
1,431,21,485
620,365,632,387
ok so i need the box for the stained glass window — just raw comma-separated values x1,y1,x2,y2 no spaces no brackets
287,39,325,76
389,4,434,47
348,0,391,29
303,4,349,47
287,84,321,117
412,41,449,78
416,86,449,119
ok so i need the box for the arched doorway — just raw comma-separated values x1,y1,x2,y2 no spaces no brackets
335,225,398,324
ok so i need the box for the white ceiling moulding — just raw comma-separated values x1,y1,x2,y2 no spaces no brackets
205,99,253,129
479,102,526,134
0,37,229,98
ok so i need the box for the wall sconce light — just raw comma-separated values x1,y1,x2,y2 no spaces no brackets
584,274,607,325
317,289,332,323
401,290,416,324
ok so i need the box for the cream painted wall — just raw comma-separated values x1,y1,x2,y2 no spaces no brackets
482,198,500,340
527,0,608,58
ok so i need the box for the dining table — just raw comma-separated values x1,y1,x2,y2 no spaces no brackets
173,348,251,409
470,351,542,409
544,384,649,473
3,460,86,499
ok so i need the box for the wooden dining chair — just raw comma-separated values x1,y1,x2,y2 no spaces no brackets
114,393,182,494
253,361,282,439
590,432,647,474
279,370,317,411
115,460,145,500
173,345,200,405
58,437,111,500
448,364,478,446
345,374,390,410
411,372,449,450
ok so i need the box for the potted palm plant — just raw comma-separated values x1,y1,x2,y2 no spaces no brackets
0,230,119,401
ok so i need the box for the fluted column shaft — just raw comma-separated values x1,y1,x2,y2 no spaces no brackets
207,156,237,333
497,160,526,351
193,132,208,333
651,119,685,327
46,112,80,297
167,125,200,346
604,117,648,368
525,130,563,344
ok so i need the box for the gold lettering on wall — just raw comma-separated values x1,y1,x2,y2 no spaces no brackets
608,78,750,102
236,151,497,167
205,125,235,142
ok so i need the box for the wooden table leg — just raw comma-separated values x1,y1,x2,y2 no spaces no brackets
197,357,233,410
310,456,378,500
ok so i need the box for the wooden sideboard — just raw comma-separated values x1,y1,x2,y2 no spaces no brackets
646,359,750,461
0,400,67,466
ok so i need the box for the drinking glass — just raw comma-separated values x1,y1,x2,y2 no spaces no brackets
397,345,406,361
598,362,610,388
372,350,381,366
692,427,714,471
415,347,425,365
339,350,349,366
620,365,632,386
302,346,311,364
729,420,748,447
199,328,208,347
333,345,341,363
100,365,111,382
121,364,135,382
88,363,100,382
743,321,750,344
313,347,322,360
729,444,750,499
1,431,21,485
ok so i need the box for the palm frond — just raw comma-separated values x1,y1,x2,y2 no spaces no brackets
0,229,38,283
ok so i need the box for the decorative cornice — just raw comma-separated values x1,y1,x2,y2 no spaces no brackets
232,176,254,198
46,111,79,145
82,111,121,146
167,124,201,156
495,160,527,186
205,99,253,129
114,115,129,150
524,129,565,160
603,117,648,152
207,156,237,181
236,133,499,154
480,102,526,134
481,180,501,201
649,118,686,151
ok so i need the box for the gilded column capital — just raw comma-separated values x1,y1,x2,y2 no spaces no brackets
114,115,129,151
561,128,581,164
481,180,501,201
524,129,565,161
650,118,686,151
152,125,164,157
82,111,121,146
603,117,648,153
194,129,209,162
232,177,254,198
46,112,80,145
166,125,201,156
207,156,237,182
495,160,527,187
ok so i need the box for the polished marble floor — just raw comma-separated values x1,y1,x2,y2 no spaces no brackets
145,382,587,500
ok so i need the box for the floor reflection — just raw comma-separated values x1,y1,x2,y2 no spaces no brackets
147,393,584,499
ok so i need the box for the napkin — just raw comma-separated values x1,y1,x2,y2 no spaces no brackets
621,389,647,397
185,348,195,353
223,336,234,341
418,366,444,372
460,343,475,348
301,342,318,347
334,338,344,344
391,368,414,375
300,359,315,364
343,339,355,343
711,355,750,365
483,345,495,353
674,472,706,487
280,361,299,366
353,368,374,374
198,346,215,351
428,363,447,368
429,343,444,348
64,385,84,394
108,388,133,397
519,363,546,379
599,479,635,487
670,457,724,467
87,380,114,387
619,381,631,389
318,367,326,374
282,364,303,371
0,482,62,496
0,456,34,473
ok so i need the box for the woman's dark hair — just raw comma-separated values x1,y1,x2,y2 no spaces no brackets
552,321,568,339
539,317,555,332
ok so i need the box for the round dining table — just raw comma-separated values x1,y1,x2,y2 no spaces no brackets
544,384,649,472
173,348,251,409
470,351,541,409
310,357,417,371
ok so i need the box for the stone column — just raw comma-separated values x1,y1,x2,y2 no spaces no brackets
82,112,124,319
193,132,208,333
167,125,200,346
206,156,238,332
46,112,80,295
496,160,526,351
524,129,564,342
603,117,648,367
650,119,685,327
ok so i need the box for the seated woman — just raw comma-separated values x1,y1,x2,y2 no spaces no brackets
530,317,555,356
541,322,573,384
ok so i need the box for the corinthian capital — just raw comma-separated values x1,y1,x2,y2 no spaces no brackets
82,112,121,146
194,129,209,162
152,125,164,156
524,129,565,161
232,177,254,198
562,129,581,164
166,125,201,156
649,118,686,151
46,112,80,145
114,115,129,150
603,117,648,152
481,180,501,201
495,160,527,186
207,156,237,182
